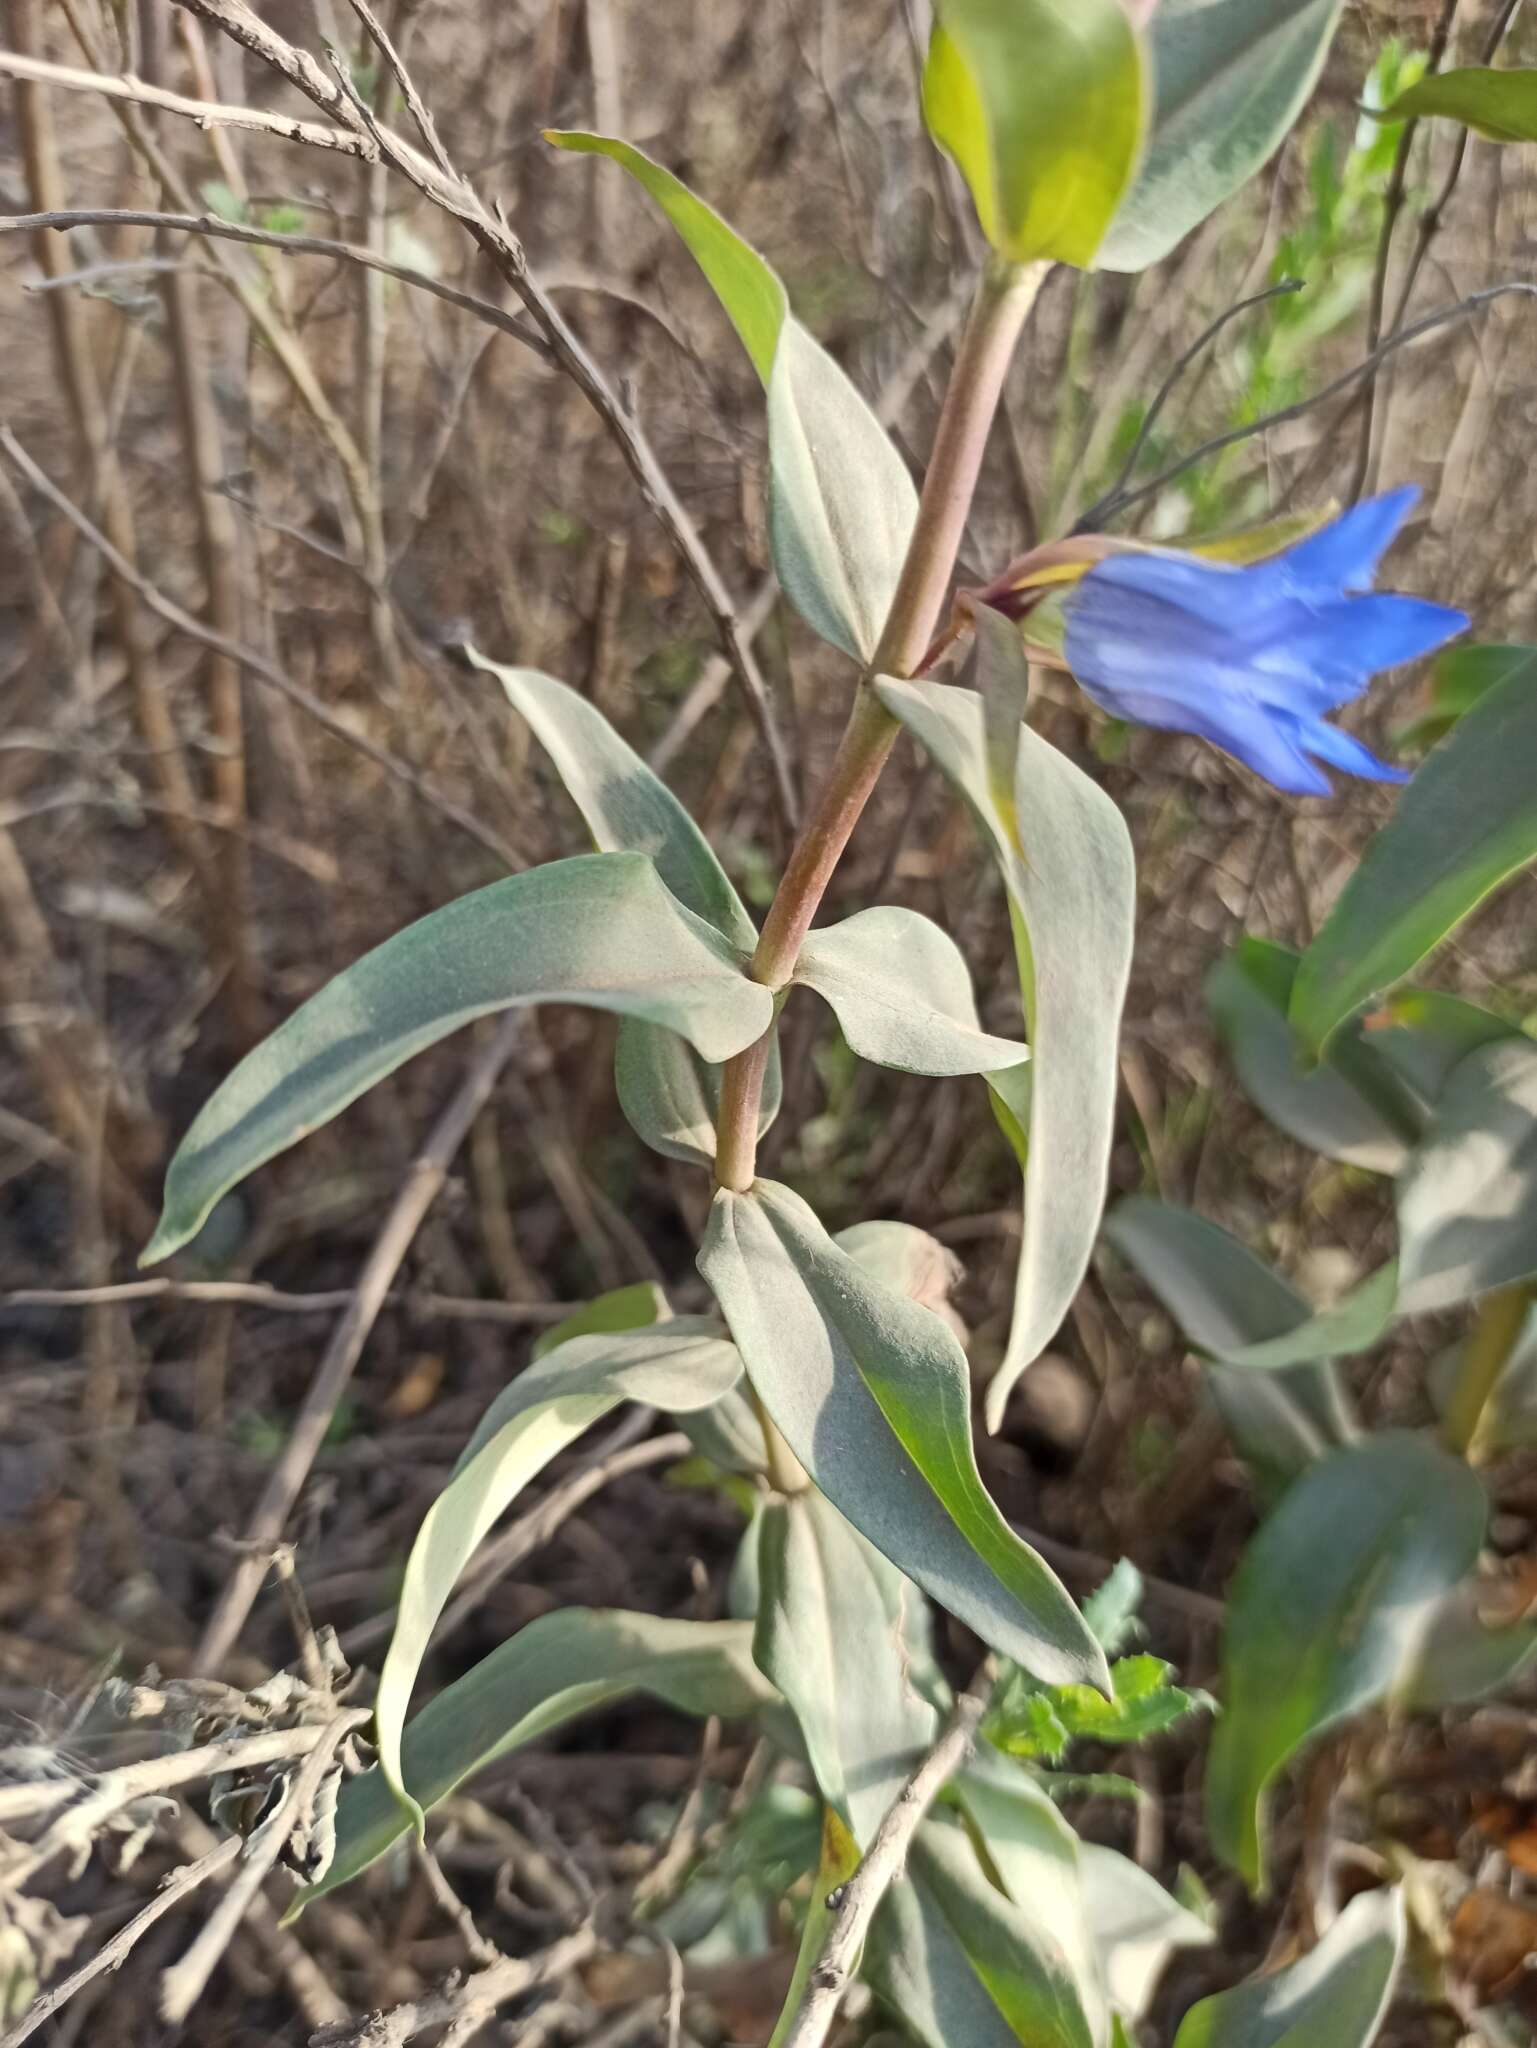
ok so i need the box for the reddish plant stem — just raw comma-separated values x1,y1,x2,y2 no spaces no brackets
713,257,1047,1192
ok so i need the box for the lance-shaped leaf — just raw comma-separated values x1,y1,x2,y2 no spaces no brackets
868,1819,1097,2048
468,652,780,1166
1206,939,1422,1173
700,1177,1107,1690
795,906,1029,1078
143,853,773,1264
1207,1434,1485,1890
292,1609,776,1912
1379,66,1537,143
877,642,1136,1427
1292,665,1537,1054
1397,643,1537,752
1100,0,1350,273
922,0,1145,269
377,1322,741,1824
1103,1198,1361,1490
753,1489,940,1844
1397,1037,1537,1314
959,1750,1108,2041
1172,1887,1405,2048
546,132,916,663
1078,1845,1214,2024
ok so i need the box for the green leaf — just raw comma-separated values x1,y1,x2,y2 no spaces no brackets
1397,643,1537,752
1379,66,1537,143
615,1014,782,1169
546,132,915,663
1291,667,1537,1054
377,1323,742,1823
1078,1845,1214,2023
530,1280,668,1361
766,1807,862,2048
699,1176,1108,1690
1398,1576,1537,1709
1206,1434,1486,1890
1396,1037,1537,1313
870,1819,1097,2048
292,1609,776,1912
1100,0,1350,273
544,131,785,380
1103,1197,1369,1449
990,1655,1210,1763
922,0,1146,268
471,653,756,945
959,1752,1107,2039
753,1489,939,1843
1363,989,1524,1106
765,319,919,661
1431,1302,1537,1455
143,853,773,1264
1206,939,1422,1173
877,639,1136,1427
795,907,1028,1078
1172,1887,1405,2048
469,652,780,1169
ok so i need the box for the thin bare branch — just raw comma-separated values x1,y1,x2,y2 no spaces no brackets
0,424,515,869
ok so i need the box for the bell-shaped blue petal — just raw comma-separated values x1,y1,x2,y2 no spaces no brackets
1061,491,1467,795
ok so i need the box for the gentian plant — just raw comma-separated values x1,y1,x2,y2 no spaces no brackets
124,2,1537,2044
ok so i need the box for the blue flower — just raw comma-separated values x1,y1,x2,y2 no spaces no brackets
1060,488,1468,795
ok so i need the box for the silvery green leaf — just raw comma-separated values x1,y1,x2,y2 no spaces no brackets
468,652,780,1167
546,133,915,662
293,1610,777,1912
1100,0,1350,273
1206,1435,1485,1890
1171,1887,1404,2048
868,1819,1097,2048
1103,1199,1356,1489
796,906,1028,1077
753,1489,940,1844
1396,1037,1537,1313
877,641,1135,1425
1077,1844,1213,2022
376,1322,741,1825
144,853,773,1263
699,1176,1107,1689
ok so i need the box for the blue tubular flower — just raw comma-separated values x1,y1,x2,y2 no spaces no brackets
1059,488,1468,795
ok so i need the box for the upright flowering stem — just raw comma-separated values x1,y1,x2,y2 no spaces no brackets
714,257,1048,1192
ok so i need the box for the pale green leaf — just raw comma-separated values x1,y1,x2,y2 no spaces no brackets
545,131,785,381
1291,666,1537,1054
796,906,1028,1078
143,854,773,1265
1172,1887,1404,2048
530,1280,668,1361
1078,1845,1214,2023
1206,1435,1485,1890
376,1322,741,1824
753,1489,939,1843
292,1609,776,1911
699,1176,1107,1689
923,0,1146,267
766,318,918,661
1396,1037,1537,1313
545,132,915,662
1206,939,1421,1173
466,652,781,1168
1103,1198,1356,1488
877,645,1136,1426
1101,0,1350,273
1380,66,1537,143
869,1819,1097,2048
